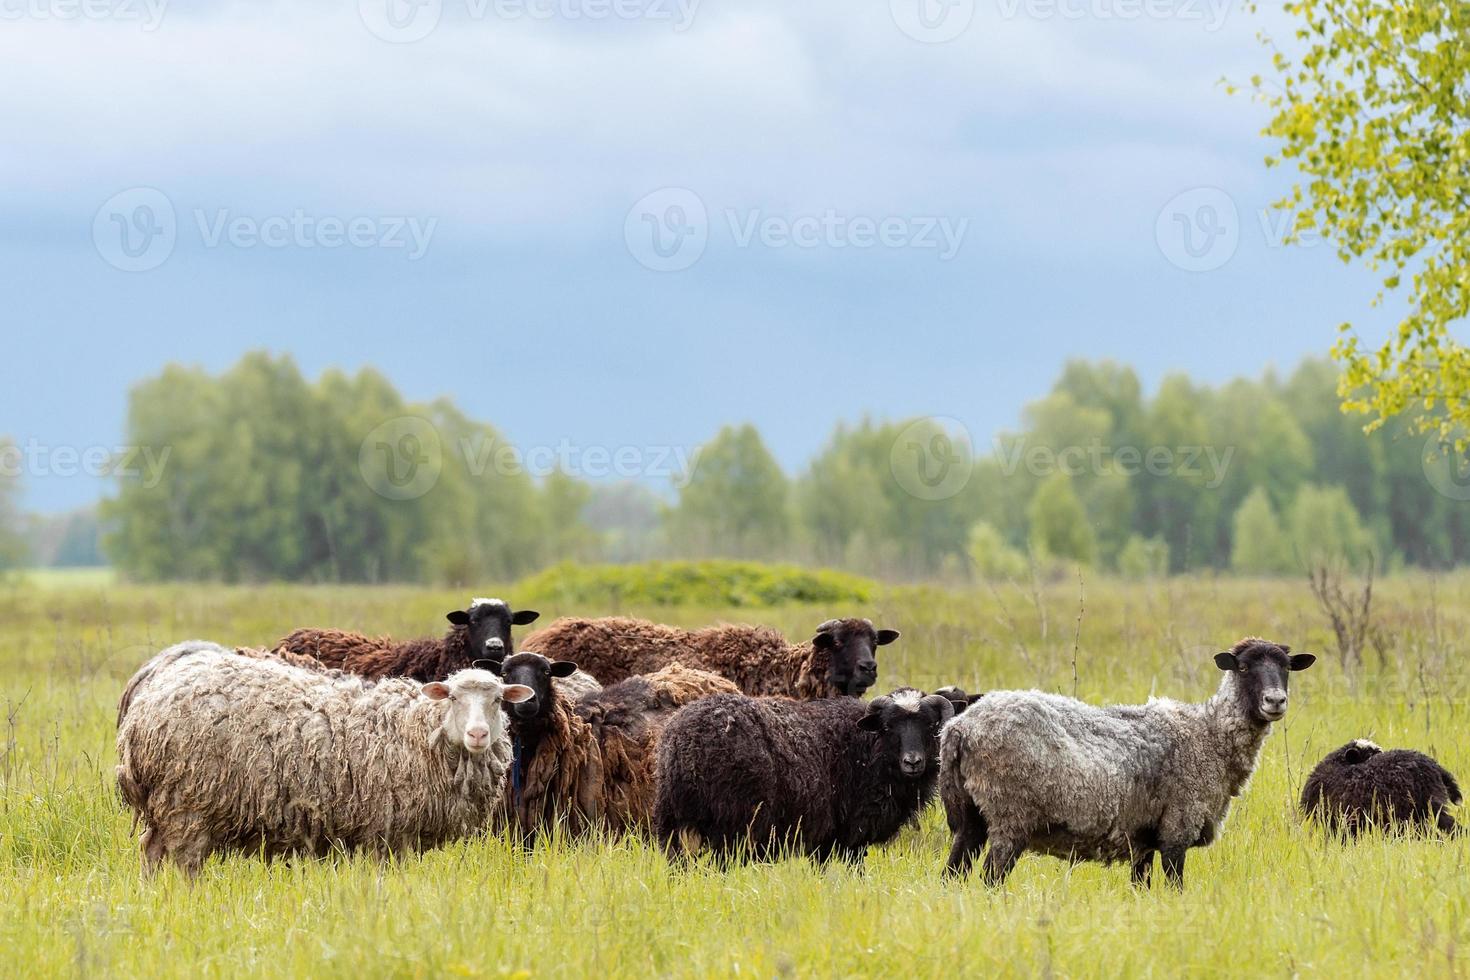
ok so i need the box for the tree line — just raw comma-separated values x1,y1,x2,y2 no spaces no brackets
5,351,1469,582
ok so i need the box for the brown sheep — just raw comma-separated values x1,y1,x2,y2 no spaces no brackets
273,597,539,682
521,616,899,698
492,652,739,840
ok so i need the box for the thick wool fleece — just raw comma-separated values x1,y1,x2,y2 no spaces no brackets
521,617,840,698
116,641,511,873
272,625,477,682
1301,741,1462,836
940,670,1273,865
507,663,738,838
653,693,939,861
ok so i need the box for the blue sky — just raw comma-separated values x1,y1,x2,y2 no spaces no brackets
1,0,1395,512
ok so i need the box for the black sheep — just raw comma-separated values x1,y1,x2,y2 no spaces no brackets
653,687,954,863
1301,739,1462,837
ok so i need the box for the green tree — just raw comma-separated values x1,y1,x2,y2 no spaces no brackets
967,520,1030,581
670,425,790,559
1117,534,1169,580
1248,0,1470,441
1028,473,1096,566
536,469,600,565
1288,484,1375,570
1231,487,1293,574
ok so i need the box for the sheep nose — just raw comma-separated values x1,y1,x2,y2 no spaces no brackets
465,725,490,743
856,659,877,677
900,752,926,775
1262,691,1288,716
484,638,505,653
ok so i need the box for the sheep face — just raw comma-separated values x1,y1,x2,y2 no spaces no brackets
1326,738,1384,767
1213,639,1315,725
486,652,579,724
857,688,954,778
812,618,900,696
445,598,540,662
422,669,533,754
935,685,984,715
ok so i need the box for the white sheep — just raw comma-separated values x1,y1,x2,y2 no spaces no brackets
940,637,1315,887
115,640,532,875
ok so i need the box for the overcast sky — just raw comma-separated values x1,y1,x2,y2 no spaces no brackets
1,0,1395,512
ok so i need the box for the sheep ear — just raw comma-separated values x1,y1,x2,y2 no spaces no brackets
812,631,837,650
1213,652,1238,671
876,629,900,646
502,684,535,704
421,682,451,700
446,610,470,626
472,659,505,676
1343,746,1368,764
549,660,579,678
512,609,540,626
857,713,886,733
1289,654,1316,672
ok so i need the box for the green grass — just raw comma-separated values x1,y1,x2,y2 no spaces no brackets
1,574,1467,977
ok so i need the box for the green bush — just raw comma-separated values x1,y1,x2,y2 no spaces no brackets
514,559,877,609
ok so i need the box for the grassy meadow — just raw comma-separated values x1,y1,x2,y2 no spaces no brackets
1,571,1467,977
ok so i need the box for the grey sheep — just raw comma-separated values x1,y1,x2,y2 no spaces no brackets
115,640,533,876
940,637,1315,887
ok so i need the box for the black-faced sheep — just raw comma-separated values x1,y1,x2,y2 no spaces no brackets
491,652,740,840
115,640,532,875
522,616,899,698
940,637,1315,888
653,687,955,863
273,597,540,682
935,685,983,714
1300,739,1462,837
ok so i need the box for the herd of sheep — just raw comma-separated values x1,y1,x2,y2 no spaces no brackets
114,597,1462,884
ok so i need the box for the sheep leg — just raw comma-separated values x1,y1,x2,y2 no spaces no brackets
943,798,987,879
1129,852,1153,887
139,825,167,877
1159,846,1187,889
982,837,1024,886
1436,809,1458,836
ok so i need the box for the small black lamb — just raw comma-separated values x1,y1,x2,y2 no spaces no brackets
653,688,954,863
1300,739,1462,837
